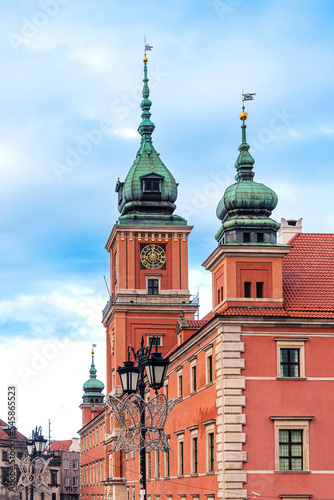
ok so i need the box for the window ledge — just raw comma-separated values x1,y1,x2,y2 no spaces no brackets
205,382,214,388
190,390,197,396
274,470,311,474
190,473,199,477
276,377,307,381
205,471,215,475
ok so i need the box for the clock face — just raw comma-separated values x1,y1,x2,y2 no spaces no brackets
140,244,166,270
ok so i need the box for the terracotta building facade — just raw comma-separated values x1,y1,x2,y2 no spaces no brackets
79,54,334,500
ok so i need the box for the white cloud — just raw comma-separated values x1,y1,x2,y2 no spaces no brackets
109,128,138,140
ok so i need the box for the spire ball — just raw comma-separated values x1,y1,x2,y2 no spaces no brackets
239,111,248,121
143,52,148,63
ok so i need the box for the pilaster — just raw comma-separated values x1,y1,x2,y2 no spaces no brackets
215,324,247,499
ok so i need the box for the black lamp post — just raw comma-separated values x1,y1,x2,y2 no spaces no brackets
27,426,47,500
117,335,170,500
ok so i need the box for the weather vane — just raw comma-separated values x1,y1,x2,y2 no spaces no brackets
144,34,153,54
242,91,256,102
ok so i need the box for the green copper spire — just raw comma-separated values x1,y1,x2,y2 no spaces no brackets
137,55,155,149
115,53,186,226
234,106,255,182
82,347,105,404
215,107,280,245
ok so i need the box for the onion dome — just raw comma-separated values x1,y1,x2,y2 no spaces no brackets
116,54,186,226
215,108,280,245
82,348,105,405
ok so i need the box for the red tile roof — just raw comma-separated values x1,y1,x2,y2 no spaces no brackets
49,440,72,451
187,310,214,328
282,233,334,318
0,419,28,441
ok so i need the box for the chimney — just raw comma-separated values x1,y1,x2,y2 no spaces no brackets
278,218,303,244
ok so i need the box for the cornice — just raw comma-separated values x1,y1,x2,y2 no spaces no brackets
202,243,292,270
105,224,194,252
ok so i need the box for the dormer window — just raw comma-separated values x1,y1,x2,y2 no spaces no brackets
143,178,161,193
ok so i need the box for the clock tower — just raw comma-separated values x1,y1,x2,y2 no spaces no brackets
102,53,198,402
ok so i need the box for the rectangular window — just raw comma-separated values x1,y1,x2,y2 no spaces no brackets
218,288,220,303
244,281,251,298
220,286,224,301
164,381,168,400
257,233,264,243
280,348,300,377
147,452,151,481
73,459,78,470
64,459,69,469
256,282,263,298
275,338,307,378
192,437,198,474
52,494,56,500
143,179,161,192
51,471,57,486
148,279,159,295
279,429,303,470
155,451,160,479
2,451,8,461
208,432,215,472
207,354,213,384
164,448,170,478
243,232,250,242
271,416,312,471
191,365,197,392
64,477,69,487
147,335,161,347
178,373,183,398
178,441,184,476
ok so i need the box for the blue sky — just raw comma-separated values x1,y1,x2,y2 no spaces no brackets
0,0,334,439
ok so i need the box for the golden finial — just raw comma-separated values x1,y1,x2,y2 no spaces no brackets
239,111,248,121
143,52,148,63
91,350,94,354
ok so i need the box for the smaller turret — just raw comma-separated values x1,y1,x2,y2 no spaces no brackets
215,107,280,245
82,348,105,405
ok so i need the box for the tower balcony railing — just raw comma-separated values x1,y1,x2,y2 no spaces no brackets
102,292,199,320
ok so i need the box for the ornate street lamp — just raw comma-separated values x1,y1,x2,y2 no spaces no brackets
16,426,49,500
112,335,171,500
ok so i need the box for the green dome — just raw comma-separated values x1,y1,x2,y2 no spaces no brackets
115,56,186,226
216,180,278,220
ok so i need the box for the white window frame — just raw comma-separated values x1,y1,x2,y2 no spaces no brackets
190,358,197,393
271,416,314,472
177,369,183,399
73,476,79,488
146,275,161,295
146,334,163,347
63,459,69,470
73,459,78,470
203,421,215,473
155,450,160,479
190,428,199,475
205,347,213,385
64,476,69,487
275,338,308,379
176,432,185,476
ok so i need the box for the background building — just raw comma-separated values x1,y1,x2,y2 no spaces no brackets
0,419,27,500
49,439,80,500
